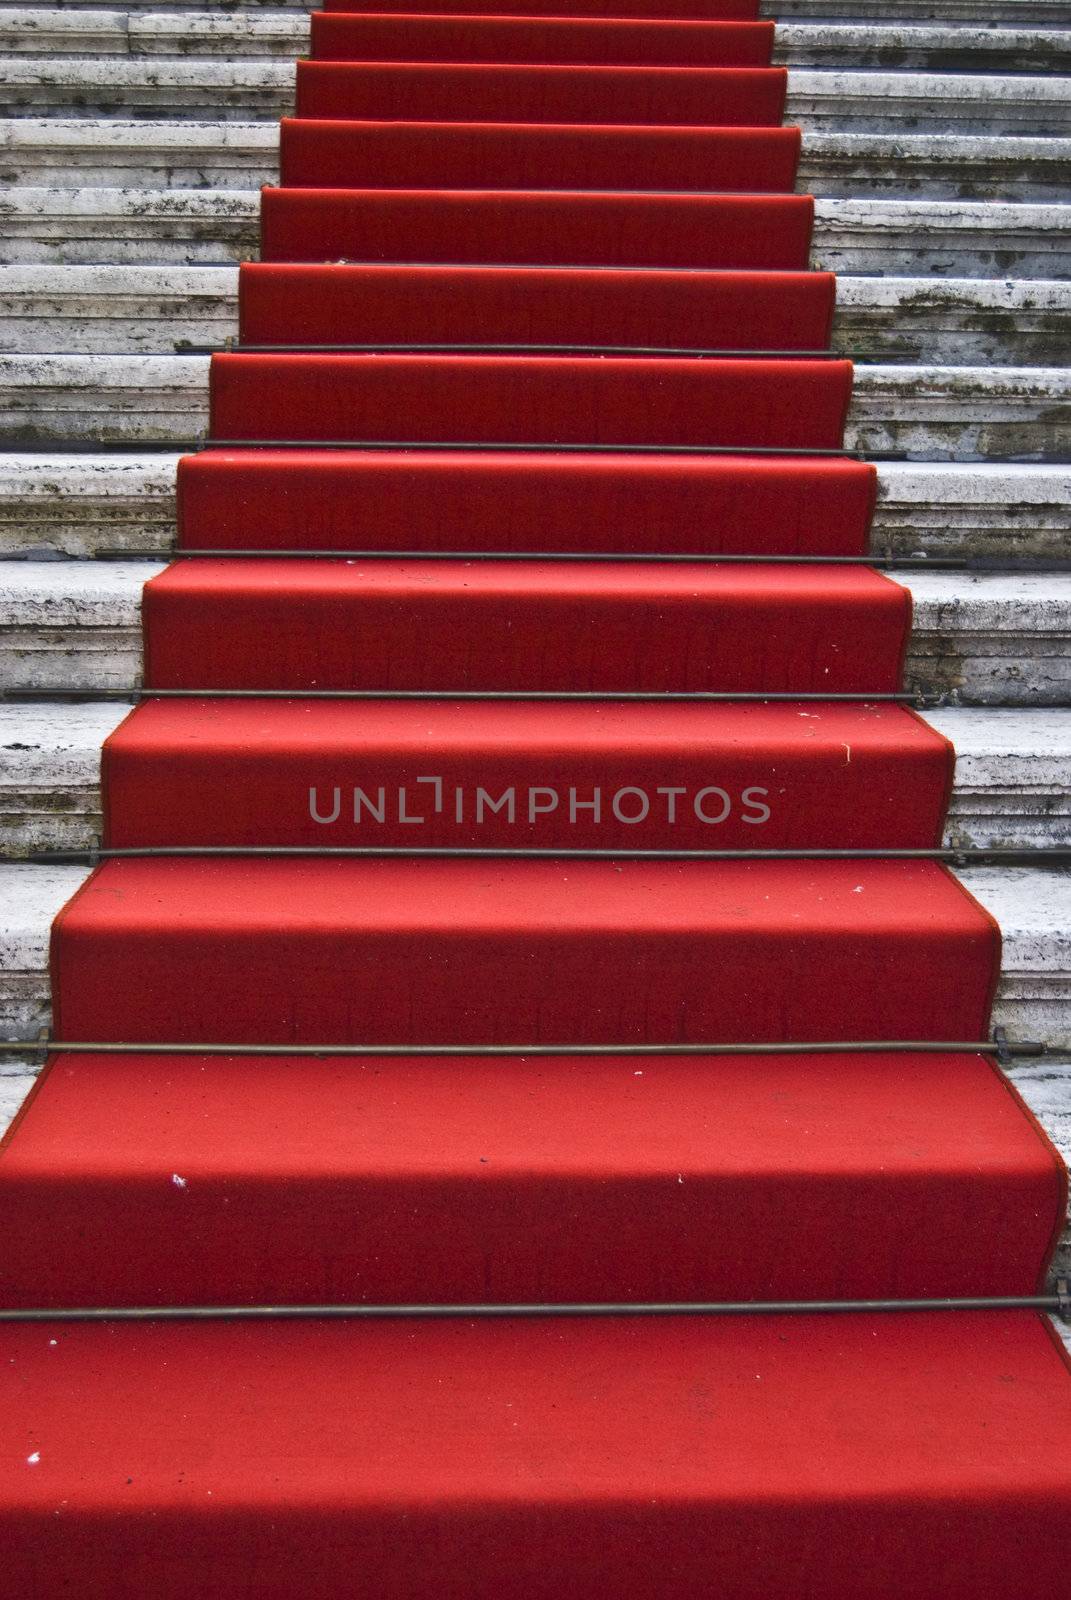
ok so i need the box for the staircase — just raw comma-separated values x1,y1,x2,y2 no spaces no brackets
0,0,1069,1590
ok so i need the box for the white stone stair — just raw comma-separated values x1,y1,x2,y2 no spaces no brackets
3,60,1068,135
4,192,1067,277
3,118,1068,199
2,352,1067,460
3,9,1069,73
5,454,1066,562
3,264,1067,366
1,699,1066,854
2,560,1070,707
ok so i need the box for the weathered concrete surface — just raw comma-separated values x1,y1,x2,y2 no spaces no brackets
0,185,259,266
0,860,84,1041
1008,1055,1071,1284
927,708,1071,848
812,200,1071,280
3,119,1068,200
873,462,1071,561
0,559,164,689
0,353,209,446
768,0,1071,18
0,700,123,851
0,264,238,354
0,452,178,556
3,265,1066,365
961,868,1071,1052
848,365,1070,462
788,71,1071,136
776,22,1071,71
797,133,1071,201
834,278,1070,366
0,6,310,57
906,572,1071,706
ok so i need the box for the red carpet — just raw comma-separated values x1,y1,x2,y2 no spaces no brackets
309,14,777,65
3,0,1068,1583
177,449,876,554
258,189,818,268
238,264,835,350
279,119,802,192
323,0,766,13
2,1315,1070,1598
295,63,788,126
50,858,1000,1045
140,561,908,692
322,0,764,12
1,1052,1061,1305
101,700,950,849
209,354,852,447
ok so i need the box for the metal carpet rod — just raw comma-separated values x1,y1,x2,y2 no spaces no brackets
0,1293,1066,1324
0,689,929,704
0,1039,1052,1059
204,439,861,458
15,846,1071,866
83,550,1071,573
188,343,843,358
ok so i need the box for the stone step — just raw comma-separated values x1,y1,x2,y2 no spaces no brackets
2,860,1066,1066
33,0,1071,16
1,561,1069,706
3,10,1069,73
767,0,1071,18
1005,1054,1071,1283
0,699,1066,854
2,188,1065,280
3,119,1065,201
2,264,1067,366
1,59,1067,136
2,353,1066,460
920,708,1071,848
4,454,1065,563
